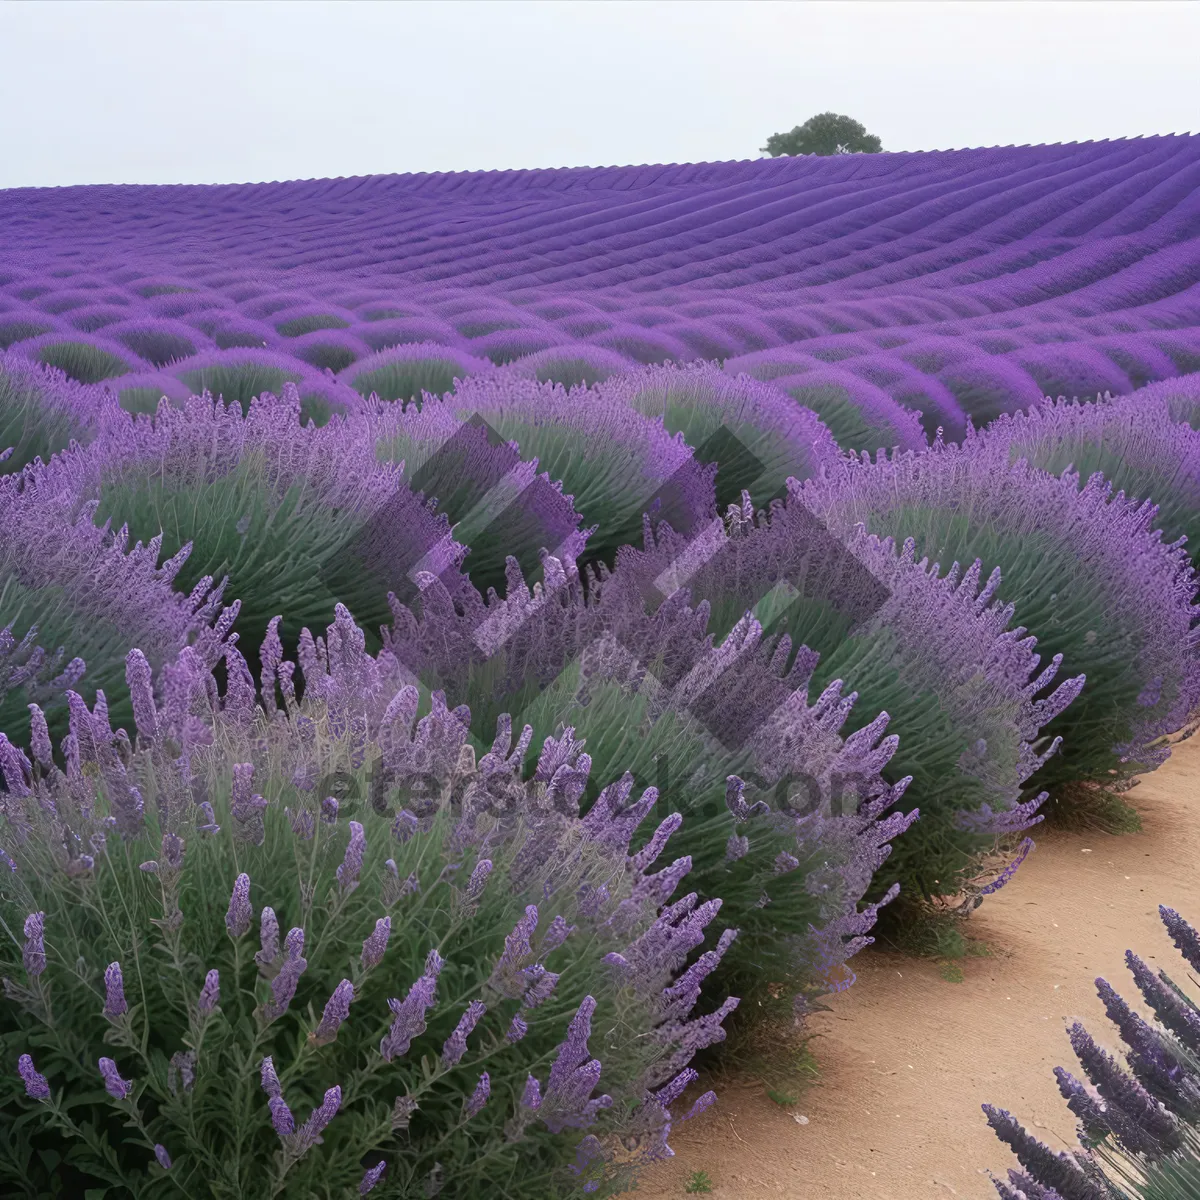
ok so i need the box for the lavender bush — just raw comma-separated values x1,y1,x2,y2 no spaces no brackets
982,385,1200,570
799,440,1200,801
382,549,918,1007
982,905,1200,1200
0,606,740,1197
615,490,1084,905
0,473,230,748
25,385,471,684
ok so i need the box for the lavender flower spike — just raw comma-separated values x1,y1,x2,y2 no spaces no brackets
465,1072,490,1119
381,949,443,1062
260,1056,282,1098
466,859,493,901
154,1145,172,1170
312,979,355,1046
225,873,252,939
337,821,366,894
22,912,46,978
441,1001,487,1067
269,1095,295,1139
98,1057,132,1100
361,917,391,971
262,929,307,1022
197,969,220,1014
359,1161,387,1194
293,1085,342,1155
103,962,127,1019
1159,905,1200,974
256,907,281,973
507,1014,528,1043
18,1054,50,1101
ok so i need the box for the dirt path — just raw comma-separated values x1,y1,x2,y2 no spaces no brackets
636,733,1200,1200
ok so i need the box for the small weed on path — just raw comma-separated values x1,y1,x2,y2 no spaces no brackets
684,1170,714,1194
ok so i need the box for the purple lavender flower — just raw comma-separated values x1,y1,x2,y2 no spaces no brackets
441,1001,487,1067
98,1057,132,1100
380,949,443,1062
978,837,1035,897
489,905,538,997
168,1051,195,1095
154,1145,172,1170
292,1085,342,1154
225,873,251,939
197,969,220,1014
160,833,185,871
260,1056,282,1098
1066,1022,1181,1149
262,929,307,1022
540,915,575,955
18,1054,50,1101
538,996,613,1134
103,962,127,1019
392,809,418,843
359,1161,387,1194
982,1104,1109,1200
521,970,560,1010
507,1014,528,1043
269,1094,295,1139
321,795,339,823
312,979,355,1045
465,1072,490,1119
337,821,366,894
22,912,46,978
1159,905,1200,974
1125,950,1200,1054
466,859,493,901
256,907,281,974
361,916,391,971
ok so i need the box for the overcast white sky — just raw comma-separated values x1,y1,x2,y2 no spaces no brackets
1,0,1197,189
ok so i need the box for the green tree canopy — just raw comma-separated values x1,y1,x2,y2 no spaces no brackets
762,112,883,157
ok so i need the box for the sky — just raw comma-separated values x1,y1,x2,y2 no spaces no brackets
0,0,1197,190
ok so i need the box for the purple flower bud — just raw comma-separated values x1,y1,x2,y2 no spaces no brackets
103,962,127,1019
18,1053,50,1101
225,873,251,939
269,1094,294,1139
313,979,355,1045
337,821,365,894
540,915,575,955
682,1091,716,1122
260,1056,282,1098
1159,905,1200,974
466,859,493,901
154,1144,172,1170
22,912,46,978
465,1072,490,1118
321,795,339,823
380,950,443,1062
293,1085,341,1154
392,809,419,843
161,833,185,871
256,907,280,973
773,851,800,875
441,1001,487,1067
195,801,220,834
197,969,220,1014
28,704,53,769
263,930,307,1022
507,1014,528,1043
168,1051,195,1095
361,917,391,971
98,1057,132,1100
359,1161,387,1194
522,970,560,1010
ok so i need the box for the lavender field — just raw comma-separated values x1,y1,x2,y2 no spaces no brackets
1,135,1199,1200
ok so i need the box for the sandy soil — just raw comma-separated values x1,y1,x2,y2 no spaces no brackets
635,732,1200,1200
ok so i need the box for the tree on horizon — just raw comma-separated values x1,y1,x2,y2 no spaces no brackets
762,112,883,156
